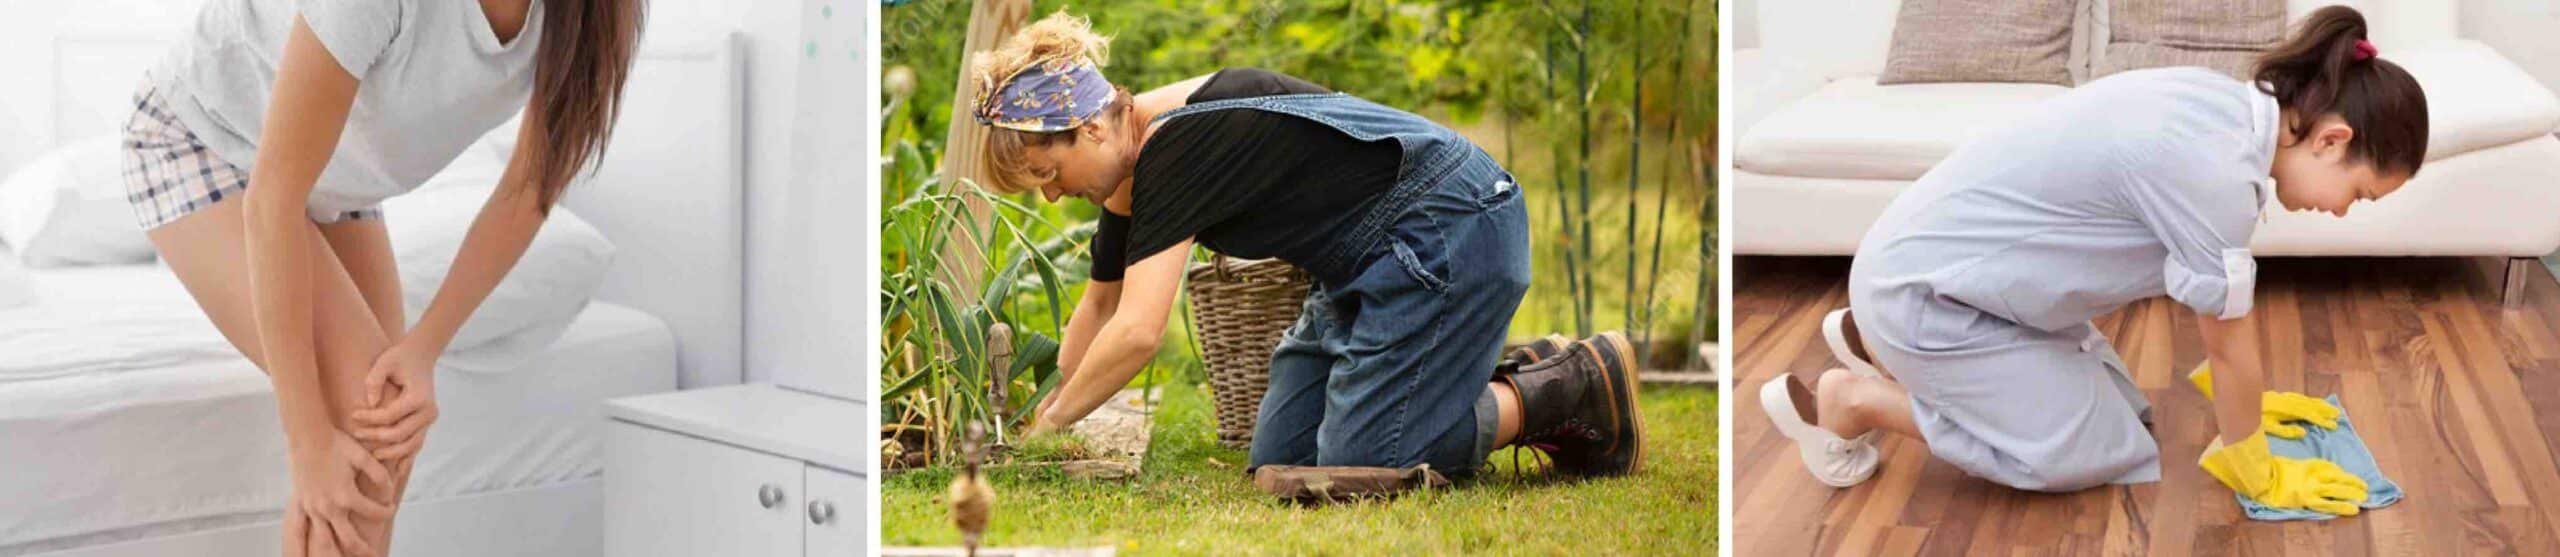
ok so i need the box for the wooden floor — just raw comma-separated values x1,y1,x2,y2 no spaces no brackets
1732,256,2560,556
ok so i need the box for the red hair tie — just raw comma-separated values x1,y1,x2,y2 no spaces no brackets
2353,39,2378,61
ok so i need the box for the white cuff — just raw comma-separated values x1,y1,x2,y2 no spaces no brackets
2218,248,2255,319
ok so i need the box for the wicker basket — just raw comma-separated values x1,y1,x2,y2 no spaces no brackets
1186,256,1313,449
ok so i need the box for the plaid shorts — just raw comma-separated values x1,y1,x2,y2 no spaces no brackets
122,87,380,231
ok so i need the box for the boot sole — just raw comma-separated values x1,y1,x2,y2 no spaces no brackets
1582,331,1644,475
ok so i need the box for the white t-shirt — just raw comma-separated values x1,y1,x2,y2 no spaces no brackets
147,0,544,222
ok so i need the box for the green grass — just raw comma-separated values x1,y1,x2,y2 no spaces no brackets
884,381,1718,555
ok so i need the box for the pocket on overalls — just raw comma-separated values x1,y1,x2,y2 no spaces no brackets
1389,238,1450,293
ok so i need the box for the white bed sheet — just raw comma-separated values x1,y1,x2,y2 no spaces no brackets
0,264,678,551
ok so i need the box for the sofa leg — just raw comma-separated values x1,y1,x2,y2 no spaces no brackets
2504,257,2537,309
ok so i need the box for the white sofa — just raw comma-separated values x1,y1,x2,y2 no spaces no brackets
1734,0,2560,305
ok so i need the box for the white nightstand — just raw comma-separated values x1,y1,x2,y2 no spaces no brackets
603,384,866,556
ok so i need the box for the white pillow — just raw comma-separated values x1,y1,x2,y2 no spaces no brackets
0,255,31,311
476,115,524,164
383,158,616,371
0,136,154,267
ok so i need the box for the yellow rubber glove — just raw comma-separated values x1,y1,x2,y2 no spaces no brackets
2188,363,2218,400
2187,363,2345,439
2199,431,2371,516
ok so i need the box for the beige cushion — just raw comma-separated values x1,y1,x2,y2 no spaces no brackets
2095,42,2259,80
2394,40,2560,161
1878,0,2079,86
1737,78,2071,181
2113,0,2284,49
2095,0,2283,80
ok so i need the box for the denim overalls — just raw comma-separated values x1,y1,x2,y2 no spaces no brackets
1149,93,1532,478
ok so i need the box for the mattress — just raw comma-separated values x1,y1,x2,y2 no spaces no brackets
0,264,679,551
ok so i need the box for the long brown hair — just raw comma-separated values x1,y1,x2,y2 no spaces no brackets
2252,5,2427,177
526,0,646,211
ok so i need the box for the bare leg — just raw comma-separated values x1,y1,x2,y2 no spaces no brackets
1491,381,1522,447
149,198,410,553
316,218,413,551
1814,368,1922,440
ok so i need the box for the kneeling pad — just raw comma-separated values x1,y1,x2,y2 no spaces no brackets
1251,464,1451,504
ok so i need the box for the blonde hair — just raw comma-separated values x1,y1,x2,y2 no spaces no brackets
970,12,1131,195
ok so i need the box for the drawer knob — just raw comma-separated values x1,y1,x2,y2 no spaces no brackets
808,499,836,524
758,484,785,509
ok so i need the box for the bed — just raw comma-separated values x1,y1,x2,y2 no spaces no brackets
0,31,747,557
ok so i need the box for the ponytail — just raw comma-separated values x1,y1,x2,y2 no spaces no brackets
2252,5,2428,176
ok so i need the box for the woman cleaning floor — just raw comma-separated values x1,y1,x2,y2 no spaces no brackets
970,13,1643,481
1760,6,2423,515
125,0,642,554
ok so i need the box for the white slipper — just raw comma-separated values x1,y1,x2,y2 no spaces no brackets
1822,309,1883,379
1758,373,1881,487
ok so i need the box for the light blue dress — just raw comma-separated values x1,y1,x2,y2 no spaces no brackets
1847,67,2278,491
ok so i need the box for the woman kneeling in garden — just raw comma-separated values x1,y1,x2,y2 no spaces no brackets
987,13,1643,479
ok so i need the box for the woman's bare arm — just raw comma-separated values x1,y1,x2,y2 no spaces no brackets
2197,310,2268,445
1035,239,1190,431
1041,278,1121,416
403,105,554,351
246,17,362,449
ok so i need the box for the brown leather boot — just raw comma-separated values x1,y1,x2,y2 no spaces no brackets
1494,334,1574,376
1502,332,1645,477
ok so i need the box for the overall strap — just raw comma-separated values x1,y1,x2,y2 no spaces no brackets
1147,92,1351,125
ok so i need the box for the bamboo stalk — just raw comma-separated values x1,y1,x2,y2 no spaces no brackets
1643,0,1689,353
1625,0,1643,345
1544,29,1586,338
1575,0,1595,337
1692,132,1716,350
1685,0,1718,352
1502,78,1514,168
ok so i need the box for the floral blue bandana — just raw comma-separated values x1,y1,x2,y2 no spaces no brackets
973,56,1115,133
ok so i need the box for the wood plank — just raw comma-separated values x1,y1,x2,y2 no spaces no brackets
2438,287,2560,543
2338,368,2417,556
2417,313,2531,507
1733,256,2560,555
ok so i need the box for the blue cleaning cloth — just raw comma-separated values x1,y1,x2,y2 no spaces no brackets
2236,395,2403,521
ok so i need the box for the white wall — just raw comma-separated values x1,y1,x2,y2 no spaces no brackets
0,0,200,173
1735,0,1758,49
750,0,867,400
658,0,864,398
2462,0,2560,95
